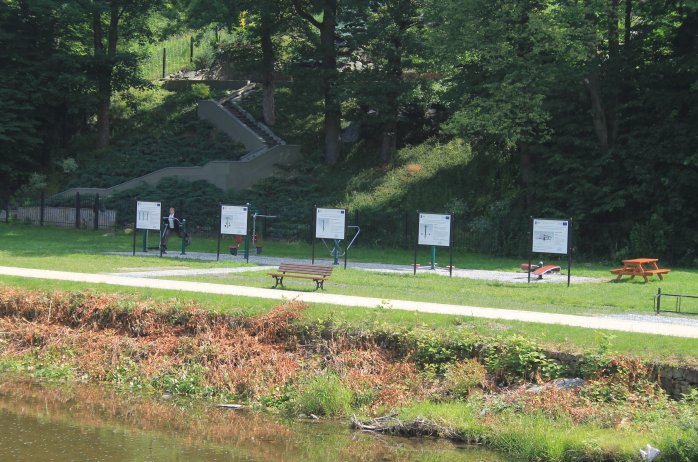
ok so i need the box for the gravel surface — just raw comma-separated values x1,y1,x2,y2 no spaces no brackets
107,251,604,284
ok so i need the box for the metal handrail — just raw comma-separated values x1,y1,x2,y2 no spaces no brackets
654,288,698,315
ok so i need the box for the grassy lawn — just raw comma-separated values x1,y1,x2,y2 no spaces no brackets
1,224,697,364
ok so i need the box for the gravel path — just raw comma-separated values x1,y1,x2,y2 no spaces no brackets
107,251,604,284
1,265,697,338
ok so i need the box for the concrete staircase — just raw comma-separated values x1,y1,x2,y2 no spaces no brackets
53,82,300,199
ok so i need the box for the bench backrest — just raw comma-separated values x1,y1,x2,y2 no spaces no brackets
278,263,334,277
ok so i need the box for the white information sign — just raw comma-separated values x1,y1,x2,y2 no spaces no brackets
418,213,452,247
532,219,569,254
136,201,162,231
220,205,248,235
316,208,346,240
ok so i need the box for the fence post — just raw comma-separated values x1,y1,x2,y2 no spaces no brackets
75,192,81,228
93,194,100,230
162,47,167,79
354,210,359,247
262,208,268,240
403,211,409,249
190,36,194,63
39,191,45,226
656,287,661,314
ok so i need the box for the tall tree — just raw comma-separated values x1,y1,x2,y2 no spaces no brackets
182,0,289,126
290,0,341,164
88,0,161,148
346,0,424,163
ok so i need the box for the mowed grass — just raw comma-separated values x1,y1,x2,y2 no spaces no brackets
1,224,697,363
1,275,696,365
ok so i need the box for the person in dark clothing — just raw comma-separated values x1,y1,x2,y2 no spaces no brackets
161,207,190,252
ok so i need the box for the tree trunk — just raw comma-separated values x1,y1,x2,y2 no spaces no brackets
519,143,532,212
290,0,341,164
260,10,276,126
624,0,632,46
380,24,404,165
584,74,609,152
321,0,340,165
93,1,120,149
606,0,620,147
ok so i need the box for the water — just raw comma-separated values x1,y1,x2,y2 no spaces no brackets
0,379,507,462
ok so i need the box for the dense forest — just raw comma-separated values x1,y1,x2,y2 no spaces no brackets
1,0,697,263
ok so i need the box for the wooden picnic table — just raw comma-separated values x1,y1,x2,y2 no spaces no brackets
610,258,670,283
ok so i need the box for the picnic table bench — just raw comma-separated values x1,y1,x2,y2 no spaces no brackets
268,263,333,290
610,258,670,283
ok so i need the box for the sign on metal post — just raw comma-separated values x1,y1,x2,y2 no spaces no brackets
532,219,569,254
529,218,572,286
221,205,249,236
315,208,346,240
414,212,453,277
418,213,452,247
217,204,249,261
136,201,162,231
133,200,161,257
313,207,347,267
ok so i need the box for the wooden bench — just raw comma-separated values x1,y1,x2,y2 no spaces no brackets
268,263,334,290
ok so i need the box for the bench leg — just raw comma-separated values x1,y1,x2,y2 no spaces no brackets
273,276,284,288
314,279,324,291
658,274,664,281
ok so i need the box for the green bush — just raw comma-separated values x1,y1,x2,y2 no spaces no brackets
285,374,354,417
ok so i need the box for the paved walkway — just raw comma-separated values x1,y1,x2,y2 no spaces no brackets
1,266,697,338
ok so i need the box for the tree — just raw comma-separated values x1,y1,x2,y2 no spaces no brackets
290,0,342,164
0,0,92,199
87,0,162,148
343,0,424,164
181,0,291,127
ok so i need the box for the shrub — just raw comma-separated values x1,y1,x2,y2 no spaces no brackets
444,359,489,399
286,374,354,417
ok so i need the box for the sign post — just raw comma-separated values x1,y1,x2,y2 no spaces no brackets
314,207,347,267
218,204,249,262
414,212,454,277
529,217,572,286
134,200,162,257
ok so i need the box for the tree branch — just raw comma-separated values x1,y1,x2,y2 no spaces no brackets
290,0,321,29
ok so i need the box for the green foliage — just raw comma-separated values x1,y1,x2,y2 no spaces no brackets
60,85,245,190
151,364,216,397
408,329,562,385
443,359,489,399
480,335,564,384
285,374,354,417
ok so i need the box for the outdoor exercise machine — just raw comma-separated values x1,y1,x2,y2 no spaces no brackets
320,225,360,265
159,216,189,255
250,211,276,256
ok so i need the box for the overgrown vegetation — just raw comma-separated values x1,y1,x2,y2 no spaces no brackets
0,286,695,461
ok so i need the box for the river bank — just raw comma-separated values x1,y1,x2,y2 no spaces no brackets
0,285,696,461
